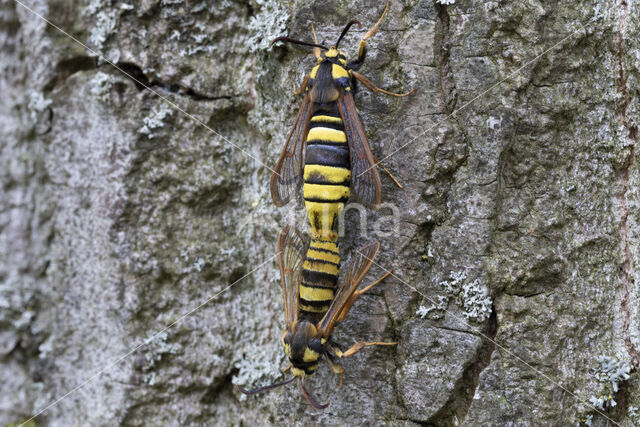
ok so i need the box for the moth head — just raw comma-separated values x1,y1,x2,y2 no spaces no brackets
238,322,329,409
322,48,347,65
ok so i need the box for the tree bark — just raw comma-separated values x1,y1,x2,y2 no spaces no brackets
1,0,639,425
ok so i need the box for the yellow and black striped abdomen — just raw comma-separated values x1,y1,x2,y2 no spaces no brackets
303,108,351,240
299,239,340,320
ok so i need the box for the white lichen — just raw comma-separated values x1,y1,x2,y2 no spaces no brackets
177,21,217,57
88,11,117,52
594,355,631,393
180,45,217,57
232,346,282,395
416,295,448,320
83,1,123,58
13,308,34,329
193,258,206,272
486,115,503,130
586,355,632,412
220,247,237,257
217,0,235,9
589,3,615,23
588,394,616,411
142,331,180,376
209,354,224,367
90,71,113,101
83,0,102,15
168,30,181,41
459,279,493,322
138,107,173,138
436,0,456,5
247,0,289,52
27,91,52,122
417,271,492,322
442,270,467,294
38,336,54,359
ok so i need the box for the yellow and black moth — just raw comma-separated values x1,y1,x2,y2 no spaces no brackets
238,226,393,409
269,0,414,216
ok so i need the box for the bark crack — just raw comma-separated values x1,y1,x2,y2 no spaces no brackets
434,3,457,116
114,62,238,101
427,308,498,425
44,57,237,102
614,0,640,368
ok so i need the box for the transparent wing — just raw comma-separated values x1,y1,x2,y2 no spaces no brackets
270,94,312,206
277,226,309,328
317,241,380,338
338,92,382,209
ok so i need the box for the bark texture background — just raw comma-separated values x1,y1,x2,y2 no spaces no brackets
1,0,640,425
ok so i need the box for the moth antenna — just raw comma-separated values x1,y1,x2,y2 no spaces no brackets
336,20,361,48
301,380,330,409
270,36,328,50
236,377,296,395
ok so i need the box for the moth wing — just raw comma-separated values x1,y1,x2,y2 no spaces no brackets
270,94,312,206
277,226,309,328
317,241,380,338
338,91,382,209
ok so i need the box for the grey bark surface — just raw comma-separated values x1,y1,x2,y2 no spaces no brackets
1,0,639,425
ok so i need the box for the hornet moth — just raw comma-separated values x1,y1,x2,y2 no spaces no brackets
238,226,394,409
238,0,407,409
269,0,415,214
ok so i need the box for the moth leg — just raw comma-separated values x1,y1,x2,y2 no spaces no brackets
293,74,310,96
351,70,416,98
372,154,403,188
357,0,390,60
336,270,392,323
335,340,397,359
356,270,392,296
310,22,321,59
281,363,292,373
325,355,345,389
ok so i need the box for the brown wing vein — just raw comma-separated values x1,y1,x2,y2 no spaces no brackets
277,226,309,328
338,92,382,209
270,95,312,206
317,241,380,338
